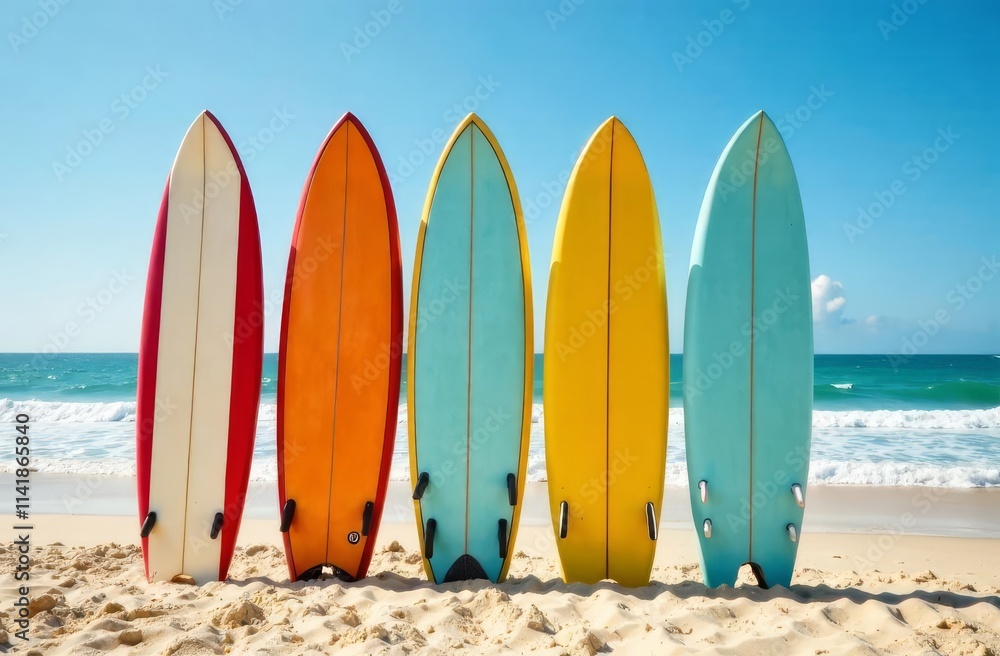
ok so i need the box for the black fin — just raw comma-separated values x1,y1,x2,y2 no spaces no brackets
558,501,569,539
443,554,489,582
498,519,509,559
140,511,156,538
279,499,296,532
748,562,769,589
412,472,430,500
361,501,375,536
506,473,517,505
645,501,657,540
210,512,224,539
424,518,436,559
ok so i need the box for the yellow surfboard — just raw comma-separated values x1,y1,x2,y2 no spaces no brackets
544,117,668,587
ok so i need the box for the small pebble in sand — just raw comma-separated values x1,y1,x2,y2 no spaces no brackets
28,594,60,617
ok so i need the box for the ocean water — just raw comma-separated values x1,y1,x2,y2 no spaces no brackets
0,353,997,487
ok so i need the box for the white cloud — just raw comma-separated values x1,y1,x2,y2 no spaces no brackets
811,274,849,325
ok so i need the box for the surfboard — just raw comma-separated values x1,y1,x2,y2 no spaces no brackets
277,113,402,582
544,117,669,587
683,110,813,589
408,113,532,584
136,110,263,584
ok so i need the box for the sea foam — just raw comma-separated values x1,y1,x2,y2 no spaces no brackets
0,398,137,423
5,456,998,488
6,399,999,431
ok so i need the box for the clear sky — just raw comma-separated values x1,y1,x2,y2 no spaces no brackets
1,1,997,354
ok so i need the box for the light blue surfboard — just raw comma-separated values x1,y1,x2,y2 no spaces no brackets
408,114,533,583
683,111,813,589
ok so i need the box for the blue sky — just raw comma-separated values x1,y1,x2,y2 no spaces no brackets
0,1,997,354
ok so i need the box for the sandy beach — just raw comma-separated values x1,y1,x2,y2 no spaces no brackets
2,480,999,655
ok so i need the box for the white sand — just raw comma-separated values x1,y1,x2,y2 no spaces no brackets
3,502,1000,654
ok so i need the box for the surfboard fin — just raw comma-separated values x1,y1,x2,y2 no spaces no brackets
787,523,798,542
645,502,657,540
424,518,437,558
361,501,375,536
703,519,713,539
279,499,296,532
210,512,224,540
444,555,488,582
699,480,708,504
506,473,517,506
558,501,569,539
412,472,430,500
498,518,509,558
791,484,805,508
140,512,156,538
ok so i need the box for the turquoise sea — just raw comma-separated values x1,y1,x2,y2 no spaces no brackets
0,353,997,487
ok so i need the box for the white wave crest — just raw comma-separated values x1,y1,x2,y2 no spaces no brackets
5,400,1000,431
812,407,1000,429
5,456,997,488
810,459,1000,487
0,399,277,423
0,457,136,477
0,398,137,423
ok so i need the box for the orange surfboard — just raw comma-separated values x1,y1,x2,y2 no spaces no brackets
277,113,403,581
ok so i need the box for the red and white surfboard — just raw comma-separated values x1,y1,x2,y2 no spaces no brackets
136,111,263,583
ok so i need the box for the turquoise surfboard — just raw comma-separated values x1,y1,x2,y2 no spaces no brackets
407,114,533,584
683,111,813,589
